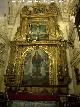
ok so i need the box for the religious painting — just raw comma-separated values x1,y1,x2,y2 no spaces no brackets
28,23,48,41
23,49,49,86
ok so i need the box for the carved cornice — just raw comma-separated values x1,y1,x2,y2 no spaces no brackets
10,40,67,47
21,3,61,18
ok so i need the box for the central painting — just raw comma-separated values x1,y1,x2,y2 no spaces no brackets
23,49,49,85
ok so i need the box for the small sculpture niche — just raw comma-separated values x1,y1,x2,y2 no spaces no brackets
74,67,80,84
57,65,64,82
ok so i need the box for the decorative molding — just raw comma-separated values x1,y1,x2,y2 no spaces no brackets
71,50,80,66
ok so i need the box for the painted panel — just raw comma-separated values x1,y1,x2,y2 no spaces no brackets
23,49,49,85
28,23,48,41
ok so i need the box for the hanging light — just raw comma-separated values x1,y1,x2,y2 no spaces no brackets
51,0,54,3
12,0,16,2
58,0,64,3
78,25,80,28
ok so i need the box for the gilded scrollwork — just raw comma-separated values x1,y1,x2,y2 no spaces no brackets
14,2,62,41
20,3,60,16
5,3,70,94
7,43,67,86
14,45,58,85
5,40,70,95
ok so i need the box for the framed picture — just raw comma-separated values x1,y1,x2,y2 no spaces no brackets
23,49,49,86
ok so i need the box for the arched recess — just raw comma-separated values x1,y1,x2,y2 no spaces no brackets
20,47,57,86
22,49,49,85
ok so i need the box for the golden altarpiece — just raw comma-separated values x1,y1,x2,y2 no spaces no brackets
5,3,70,94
